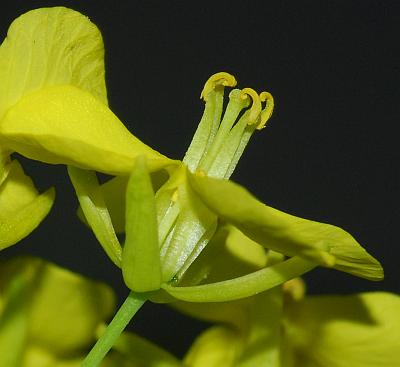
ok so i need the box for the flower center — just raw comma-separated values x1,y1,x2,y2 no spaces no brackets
156,72,274,283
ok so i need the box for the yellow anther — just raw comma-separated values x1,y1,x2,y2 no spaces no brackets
283,278,306,301
171,189,179,202
195,169,206,177
258,91,274,129
200,72,237,101
240,88,262,125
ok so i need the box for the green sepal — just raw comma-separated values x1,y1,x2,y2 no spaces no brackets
162,256,315,302
0,160,55,250
123,156,161,292
77,170,169,234
68,166,122,267
188,173,383,281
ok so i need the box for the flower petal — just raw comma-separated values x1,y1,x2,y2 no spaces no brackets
189,174,383,281
184,326,243,367
285,292,400,367
123,156,162,292
0,148,11,186
22,346,84,367
0,6,107,122
0,256,116,358
0,271,29,367
0,160,54,250
110,329,182,367
236,287,283,367
0,85,175,174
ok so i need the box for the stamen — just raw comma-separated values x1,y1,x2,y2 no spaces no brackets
240,88,262,125
200,72,237,101
195,169,206,177
171,189,179,202
258,92,274,130
198,89,250,173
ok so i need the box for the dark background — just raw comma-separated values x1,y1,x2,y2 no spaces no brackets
2,0,399,358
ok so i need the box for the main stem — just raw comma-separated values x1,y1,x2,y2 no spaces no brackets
82,291,146,367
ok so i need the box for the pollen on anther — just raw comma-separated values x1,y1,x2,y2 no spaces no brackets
258,91,274,129
240,88,262,126
200,72,237,101
171,190,179,202
195,169,206,177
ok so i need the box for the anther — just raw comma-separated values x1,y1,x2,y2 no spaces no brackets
200,72,237,101
258,92,274,129
240,88,262,125
195,169,206,177
171,189,179,202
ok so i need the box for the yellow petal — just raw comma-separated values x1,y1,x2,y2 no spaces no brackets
285,292,400,367
110,329,182,367
0,85,176,174
22,346,83,367
0,6,107,122
0,256,116,356
0,271,28,367
28,261,116,355
184,326,243,367
189,173,383,281
0,160,54,250
0,148,11,185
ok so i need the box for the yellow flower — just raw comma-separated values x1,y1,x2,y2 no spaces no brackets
0,158,54,250
76,72,382,302
0,7,175,251
0,8,382,301
0,256,115,366
176,279,400,367
0,7,173,175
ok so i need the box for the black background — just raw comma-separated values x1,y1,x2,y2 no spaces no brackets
1,0,399,358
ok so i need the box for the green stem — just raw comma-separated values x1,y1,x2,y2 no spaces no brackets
82,291,146,367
